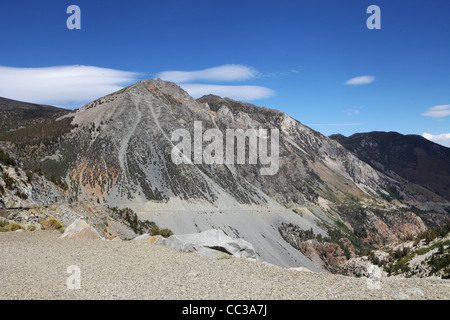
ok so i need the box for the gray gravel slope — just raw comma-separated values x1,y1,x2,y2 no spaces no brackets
0,231,449,300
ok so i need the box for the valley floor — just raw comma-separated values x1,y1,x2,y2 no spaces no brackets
0,231,449,300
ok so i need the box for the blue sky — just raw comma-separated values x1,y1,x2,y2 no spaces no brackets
0,0,449,144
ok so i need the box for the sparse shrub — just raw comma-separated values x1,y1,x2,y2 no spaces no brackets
415,223,450,245
40,218,64,232
392,247,410,260
50,176,68,191
2,172,16,189
429,252,450,275
367,250,381,266
14,190,28,200
150,225,173,238
149,225,160,236
0,149,16,167
33,167,43,176
159,228,174,238
25,170,33,183
109,206,173,237
0,222,25,232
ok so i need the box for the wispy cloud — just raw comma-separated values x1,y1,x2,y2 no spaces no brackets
421,105,450,118
344,75,375,85
0,65,140,107
344,106,364,116
180,84,274,101
259,69,301,79
422,132,450,148
157,64,258,83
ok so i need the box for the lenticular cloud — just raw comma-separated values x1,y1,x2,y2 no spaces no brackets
157,64,258,83
0,65,140,107
344,75,375,85
157,64,273,101
421,105,450,118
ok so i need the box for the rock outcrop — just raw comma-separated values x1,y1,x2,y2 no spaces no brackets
0,160,68,209
159,229,258,261
61,219,102,240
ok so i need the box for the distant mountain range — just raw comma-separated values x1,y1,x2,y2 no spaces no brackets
330,132,450,201
0,79,449,270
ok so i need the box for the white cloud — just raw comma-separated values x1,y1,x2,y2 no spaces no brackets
422,132,450,148
0,65,140,107
421,105,450,118
157,64,258,83
180,84,274,101
344,75,375,85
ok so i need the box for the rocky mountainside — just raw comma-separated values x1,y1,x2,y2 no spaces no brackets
340,223,450,279
0,149,68,208
330,132,450,202
1,79,449,271
0,147,139,240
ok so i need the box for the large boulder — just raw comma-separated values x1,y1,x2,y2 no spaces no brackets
61,219,102,240
160,229,258,261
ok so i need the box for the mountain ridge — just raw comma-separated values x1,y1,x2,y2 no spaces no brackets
0,96,70,133
330,131,450,202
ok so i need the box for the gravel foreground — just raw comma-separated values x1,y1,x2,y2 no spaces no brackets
0,231,449,300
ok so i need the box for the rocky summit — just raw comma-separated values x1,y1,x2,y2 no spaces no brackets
1,78,449,272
